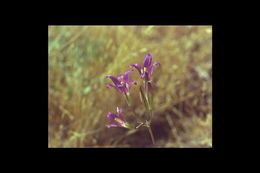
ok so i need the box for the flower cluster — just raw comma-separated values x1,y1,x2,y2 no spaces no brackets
105,53,159,144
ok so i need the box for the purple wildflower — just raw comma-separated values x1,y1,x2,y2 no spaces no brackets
106,69,136,94
130,53,159,81
106,107,130,128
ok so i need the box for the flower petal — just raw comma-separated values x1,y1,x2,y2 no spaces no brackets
107,112,120,127
117,74,124,82
140,72,146,79
148,62,159,76
106,83,115,89
106,75,121,86
106,124,119,128
143,53,152,68
116,107,124,119
107,75,125,92
123,69,131,82
107,112,116,121
130,64,141,74
117,84,127,93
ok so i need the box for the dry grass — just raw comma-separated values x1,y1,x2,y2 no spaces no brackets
48,26,212,147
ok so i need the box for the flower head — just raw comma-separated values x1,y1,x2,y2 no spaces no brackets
106,107,130,128
106,69,136,94
130,53,159,81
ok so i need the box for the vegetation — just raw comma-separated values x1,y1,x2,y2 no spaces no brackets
48,26,212,147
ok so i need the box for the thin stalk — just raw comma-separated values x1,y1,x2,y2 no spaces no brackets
149,109,153,121
124,92,130,106
147,126,155,145
146,80,155,144
140,80,156,145
139,86,149,110
144,81,149,102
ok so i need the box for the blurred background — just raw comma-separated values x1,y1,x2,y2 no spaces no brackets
48,26,212,147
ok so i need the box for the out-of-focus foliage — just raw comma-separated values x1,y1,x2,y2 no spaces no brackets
48,26,212,147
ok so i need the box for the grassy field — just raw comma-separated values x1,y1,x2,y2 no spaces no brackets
48,26,212,147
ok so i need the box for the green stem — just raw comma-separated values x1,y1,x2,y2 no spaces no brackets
140,80,155,145
139,86,149,111
144,81,149,103
149,109,153,121
147,126,155,145
124,92,130,106
146,80,155,144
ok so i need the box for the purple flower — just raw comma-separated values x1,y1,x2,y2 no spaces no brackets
106,107,130,128
130,53,159,81
106,69,136,94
